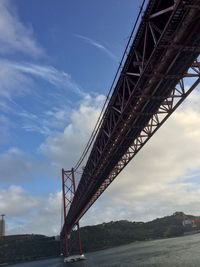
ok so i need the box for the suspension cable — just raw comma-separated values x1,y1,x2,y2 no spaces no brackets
74,0,147,172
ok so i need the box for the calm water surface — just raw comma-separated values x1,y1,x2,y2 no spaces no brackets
10,233,200,267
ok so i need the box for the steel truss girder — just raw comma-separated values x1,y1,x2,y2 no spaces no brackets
77,62,200,217
62,0,200,233
67,60,200,227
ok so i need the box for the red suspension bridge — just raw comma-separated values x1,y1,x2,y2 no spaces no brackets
60,0,200,257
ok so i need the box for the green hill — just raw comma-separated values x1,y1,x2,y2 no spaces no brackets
1,212,200,264
71,212,200,252
0,234,60,264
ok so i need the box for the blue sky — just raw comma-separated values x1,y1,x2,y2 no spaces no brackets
14,0,139,94
1,0,200,236
0,0,145,234
0,0,142,156
0,1,139,170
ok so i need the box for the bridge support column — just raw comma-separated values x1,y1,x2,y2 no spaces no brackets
61,168,83,256
61,168,69,257
77,222,83,255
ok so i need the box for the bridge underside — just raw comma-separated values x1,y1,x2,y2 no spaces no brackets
61,0,200,237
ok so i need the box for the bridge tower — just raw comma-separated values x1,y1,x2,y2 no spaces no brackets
61,168,83,257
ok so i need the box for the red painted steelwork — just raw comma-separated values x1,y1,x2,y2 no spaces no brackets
61,0,200,240
61,168,68,256
61,169,83,256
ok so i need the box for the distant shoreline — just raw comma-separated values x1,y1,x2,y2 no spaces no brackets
2,232,200,266
2,212,200,265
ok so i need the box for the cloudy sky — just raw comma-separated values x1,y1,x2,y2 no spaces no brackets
0,0,200,236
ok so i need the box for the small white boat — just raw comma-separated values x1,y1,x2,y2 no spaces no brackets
64,254,86,263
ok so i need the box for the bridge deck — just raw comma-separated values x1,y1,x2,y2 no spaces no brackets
61,0,200,236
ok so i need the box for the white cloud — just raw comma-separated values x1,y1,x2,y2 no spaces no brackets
0,147,53,183
0,186,62,236
0,0,199,236
0,185,38,217
15,191,62,236
0,60,32,98
0,59,85,99
7,61,85,97
0,148,33,182
0,0,43,56
82,90,200,224
0,59,87,137
0,0,87,138
75,34,117,61
41,89,200,226
40,94,106,168
82,182,200,225
2,90,200,235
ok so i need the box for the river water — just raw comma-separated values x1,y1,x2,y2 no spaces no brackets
10,233,200,266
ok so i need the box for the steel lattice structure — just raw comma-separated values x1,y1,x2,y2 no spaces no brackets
61,169,83,256
61,0,200,239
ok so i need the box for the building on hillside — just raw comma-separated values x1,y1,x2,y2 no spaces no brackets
191,219,200,228
182,218,200,229
182,218,192,227
0,215,5,237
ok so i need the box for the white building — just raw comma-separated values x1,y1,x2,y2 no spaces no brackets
182,218,192,227
0,215,5,237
